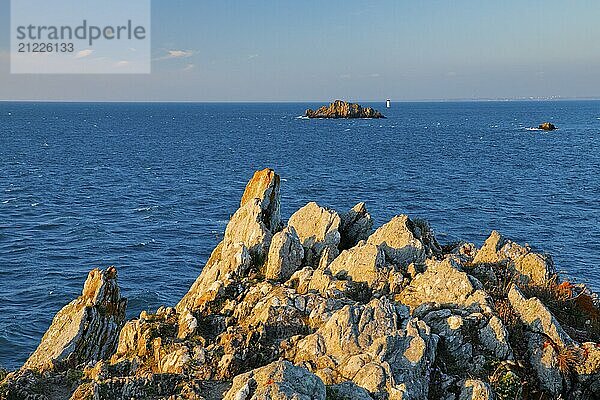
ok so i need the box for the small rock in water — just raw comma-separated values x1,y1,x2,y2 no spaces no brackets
539,122,557,131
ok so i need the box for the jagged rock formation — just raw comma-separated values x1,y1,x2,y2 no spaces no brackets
305,100,385,119
3,168,600,400
23,267,127,372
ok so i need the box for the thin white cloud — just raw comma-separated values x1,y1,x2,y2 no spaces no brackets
247,54,259,61
182,63,195,72
168,50,193,58
75,49,93,59
156,50,194,61
115,61,130,67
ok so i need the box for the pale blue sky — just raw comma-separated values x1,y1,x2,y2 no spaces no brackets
1,0,600,101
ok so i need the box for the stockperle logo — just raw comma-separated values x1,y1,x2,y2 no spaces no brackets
11,0,151,74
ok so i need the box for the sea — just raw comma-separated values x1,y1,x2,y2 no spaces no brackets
0,100,599,369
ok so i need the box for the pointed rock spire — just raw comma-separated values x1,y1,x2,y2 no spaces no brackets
22,267,127,372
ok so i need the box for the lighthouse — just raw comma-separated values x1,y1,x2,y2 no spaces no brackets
386,99,391,108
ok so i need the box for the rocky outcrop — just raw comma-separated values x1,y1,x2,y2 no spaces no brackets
507,285,577,395
366,215,435,267
327,242,388,290
23,267,127,372
305,100,385,119
539,122,557,131
288,202,341,267
175,240,250,313
289,297,437,399
265,227,304,282
398,257,492,312
508,285,575,348
223,361,325,400
473,230,555,286
4,168,600,400
176,169,282,315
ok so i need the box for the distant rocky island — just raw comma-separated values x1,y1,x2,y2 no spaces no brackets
539,122,557,131
3,168,600,400
305,100,385,119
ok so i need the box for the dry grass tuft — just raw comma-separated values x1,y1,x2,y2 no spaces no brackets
556,345,583,375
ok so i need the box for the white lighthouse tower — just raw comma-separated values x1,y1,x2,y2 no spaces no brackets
386,99,391,108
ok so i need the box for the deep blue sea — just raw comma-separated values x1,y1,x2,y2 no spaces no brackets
1,101,599,369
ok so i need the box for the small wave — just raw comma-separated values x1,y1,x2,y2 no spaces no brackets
135,206,158,212
36,223,61,231
525,127,544,131
295,116,309,119
30,203,40,207
130,239,155,249
126,290,162,319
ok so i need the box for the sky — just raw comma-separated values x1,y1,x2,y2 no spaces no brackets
1,0,600,101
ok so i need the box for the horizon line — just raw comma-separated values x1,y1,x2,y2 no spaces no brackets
2,96,600,104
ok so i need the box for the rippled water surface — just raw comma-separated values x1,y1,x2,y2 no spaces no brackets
1,101,599,369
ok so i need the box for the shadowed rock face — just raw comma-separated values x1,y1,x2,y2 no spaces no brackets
23,267,127,372
305,100,385,119
4,168,600,400
339,202,373,250
240,168,281,232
